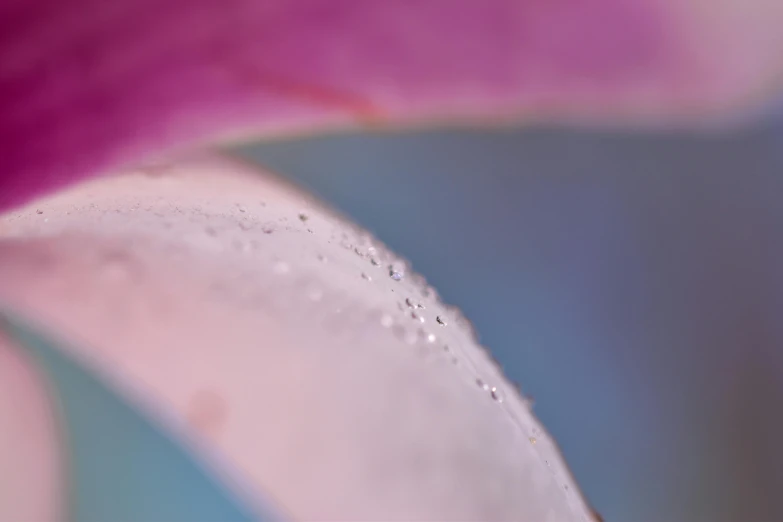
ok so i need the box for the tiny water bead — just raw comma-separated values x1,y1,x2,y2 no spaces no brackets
361,272,372,281
298,213,309,222
388,264,404,281
474,379,505,403
436,316,447,326
490,386,505,403
529,437,538,445
410,312,425,323
425,332,437,343
370,257,380,266
36,209,43,214
405,298,415,308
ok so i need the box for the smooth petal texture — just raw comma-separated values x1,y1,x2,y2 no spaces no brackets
2,0,783,210
0,330,62,521
0,155,594,520
3,314,275,522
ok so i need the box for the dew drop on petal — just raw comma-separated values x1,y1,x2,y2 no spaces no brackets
436,316,447,326
361,272,372,282
388,265,404,281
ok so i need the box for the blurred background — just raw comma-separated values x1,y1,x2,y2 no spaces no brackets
239,120,783,522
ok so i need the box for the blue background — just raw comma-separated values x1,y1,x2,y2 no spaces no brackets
243,122,783,522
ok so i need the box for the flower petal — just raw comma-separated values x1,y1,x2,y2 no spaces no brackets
0,154,594,519
2,313,280,521
2,0,783,210
0,328,63,521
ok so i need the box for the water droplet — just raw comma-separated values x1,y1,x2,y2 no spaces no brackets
262,225,275,234
388,265,404,281
529,437,537,445
237,205,247,213
370,257,380,266
426,333,437,343
411,312,425,323
405,298,417,309
361,272,372,282
417,303,426,310
380,314,394,328
36,209,43,215
436,316,447,326
476,378,490,391
490,386,505,403
354,247,364,257
367,246,377,256
298,213,309,222
273,261,290,274
238,221,252,231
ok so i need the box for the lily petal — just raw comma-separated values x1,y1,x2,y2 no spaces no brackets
2,0,783,210
0,154,594,519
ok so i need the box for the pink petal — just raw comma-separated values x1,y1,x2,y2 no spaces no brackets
0,331,63,521
0,155,594,519
2,0,783,211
